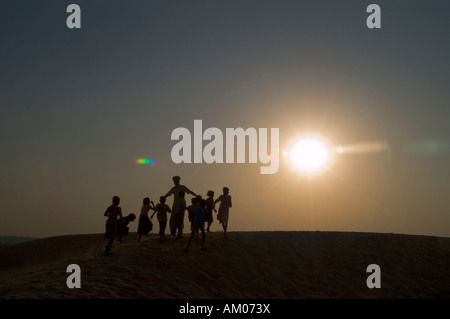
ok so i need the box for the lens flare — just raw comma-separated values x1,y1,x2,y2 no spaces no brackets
405,139,450,156
136,158,154,165
334,141,389,155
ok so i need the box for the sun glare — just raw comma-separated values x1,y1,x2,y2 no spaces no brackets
288,138,330,173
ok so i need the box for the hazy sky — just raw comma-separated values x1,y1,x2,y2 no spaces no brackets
1,1,450,238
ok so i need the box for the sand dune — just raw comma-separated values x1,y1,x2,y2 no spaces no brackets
1,231,450,299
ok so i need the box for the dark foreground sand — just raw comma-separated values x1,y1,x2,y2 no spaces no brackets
1,231,450,299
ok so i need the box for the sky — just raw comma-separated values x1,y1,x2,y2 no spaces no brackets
1,0,450,238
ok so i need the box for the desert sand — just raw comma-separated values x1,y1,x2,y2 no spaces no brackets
1,231,450,299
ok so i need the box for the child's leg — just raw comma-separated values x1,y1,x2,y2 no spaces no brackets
158,221,163,242
184,230,195,252
223,223,227,238
105,236,114,254
201,228,206,250
162,221,167,239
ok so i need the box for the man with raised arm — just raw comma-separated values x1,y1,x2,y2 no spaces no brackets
165,176,197,237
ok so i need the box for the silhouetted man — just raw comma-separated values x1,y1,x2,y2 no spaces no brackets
165,176,196,236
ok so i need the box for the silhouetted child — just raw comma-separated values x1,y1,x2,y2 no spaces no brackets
205,190,216,232
138,197,154,242
187,196,199,223
187,195,202,239
172,190,187,238
117,213,136,243
151,196,172,243
214,187,232,238
185,199,207,252
104,195,123,255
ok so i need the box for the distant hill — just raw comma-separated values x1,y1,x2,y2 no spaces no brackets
0,236,37,245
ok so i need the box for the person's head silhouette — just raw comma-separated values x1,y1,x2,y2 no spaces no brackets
173,175,181,186
112,196,120,206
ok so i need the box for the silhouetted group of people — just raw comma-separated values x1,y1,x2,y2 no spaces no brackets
103,176,232,255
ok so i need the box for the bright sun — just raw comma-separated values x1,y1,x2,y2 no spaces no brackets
288,138,330,173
